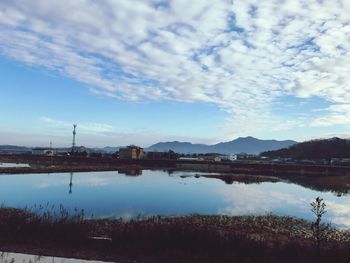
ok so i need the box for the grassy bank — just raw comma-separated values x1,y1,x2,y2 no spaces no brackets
1,207,350,262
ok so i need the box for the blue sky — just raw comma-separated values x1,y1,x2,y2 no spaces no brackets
1,0,350,147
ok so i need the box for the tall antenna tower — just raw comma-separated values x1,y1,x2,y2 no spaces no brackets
72,124,77,152
69,172,73,194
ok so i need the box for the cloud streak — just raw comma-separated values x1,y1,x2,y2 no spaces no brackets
1,0,350,136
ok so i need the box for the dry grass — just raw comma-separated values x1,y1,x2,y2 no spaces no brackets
1,208,350,262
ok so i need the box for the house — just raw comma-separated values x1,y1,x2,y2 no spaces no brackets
146,150,178,160
201,155,222,162
330,158,350,166
32,147,56,156
178,157,200,161
119,146,144,159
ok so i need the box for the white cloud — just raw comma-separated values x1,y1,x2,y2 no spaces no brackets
311,104,350,127
1,0,350,137
321,200,350,228
217,183,307,215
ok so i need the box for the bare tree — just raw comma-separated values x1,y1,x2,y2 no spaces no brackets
310,197,328,252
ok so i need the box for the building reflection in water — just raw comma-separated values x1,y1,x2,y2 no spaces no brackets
117,169,142,176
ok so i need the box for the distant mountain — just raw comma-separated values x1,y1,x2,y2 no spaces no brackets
0,145,32,153
146,141,209,154
261,137,350,160
0,137,297,155
213,136,297,154
100,146,121,153
146,136,297,155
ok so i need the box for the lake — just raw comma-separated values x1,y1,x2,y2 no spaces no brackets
0,170,349,228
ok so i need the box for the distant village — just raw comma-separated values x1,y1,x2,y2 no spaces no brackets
1,144,349,167
29,145,241,162
1,124,350,167
0,124,249,163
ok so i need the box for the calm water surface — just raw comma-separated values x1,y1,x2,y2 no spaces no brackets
0,162,30,168
0,170,349,228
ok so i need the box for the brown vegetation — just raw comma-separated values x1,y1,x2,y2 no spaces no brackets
1,207,350,262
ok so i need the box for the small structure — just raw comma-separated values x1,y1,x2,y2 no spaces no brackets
200,155,222,162
331,158,350,166
69,146,88,156
32,147,56,156
178,157,200,161
119,146,144,159
146,150,178,160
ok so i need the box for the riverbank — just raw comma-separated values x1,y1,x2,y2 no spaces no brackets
1,207,350,262
2,154,350,176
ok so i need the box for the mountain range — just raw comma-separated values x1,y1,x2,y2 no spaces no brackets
0,137,297,155
0,145,32,153
145,136,297,155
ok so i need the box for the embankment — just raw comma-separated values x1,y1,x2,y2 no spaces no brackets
1,154,350,177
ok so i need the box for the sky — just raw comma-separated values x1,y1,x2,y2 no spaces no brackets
1,0,350,147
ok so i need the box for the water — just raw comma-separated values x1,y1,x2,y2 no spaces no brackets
0,251,112,263
0,170,349,228
0,162,30,168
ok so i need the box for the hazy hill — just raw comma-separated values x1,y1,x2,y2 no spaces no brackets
95,146,121,153
213,136,297,154
0,145,32,153
146,136,297,155
146,141,209,154
0,137,297,155
261,137,350,159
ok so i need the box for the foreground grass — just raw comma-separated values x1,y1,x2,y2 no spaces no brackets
1,207,350,262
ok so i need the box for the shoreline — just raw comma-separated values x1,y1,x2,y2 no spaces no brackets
2,154,350,177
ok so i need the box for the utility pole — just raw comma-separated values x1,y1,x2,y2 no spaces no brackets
49,140,53,165
72,124,77,153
